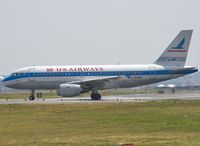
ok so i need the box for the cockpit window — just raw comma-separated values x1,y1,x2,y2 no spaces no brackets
11,73,18,77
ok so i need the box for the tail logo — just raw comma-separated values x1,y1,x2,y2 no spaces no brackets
172,37,185,49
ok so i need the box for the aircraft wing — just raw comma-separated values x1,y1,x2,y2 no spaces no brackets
68,76,121,90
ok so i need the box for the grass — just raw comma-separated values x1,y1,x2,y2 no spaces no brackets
0,100,200,145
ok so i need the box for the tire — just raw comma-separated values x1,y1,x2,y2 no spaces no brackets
91,93,101,100
29,96,35,100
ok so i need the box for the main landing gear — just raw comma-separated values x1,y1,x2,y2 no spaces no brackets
91,92,101,100
29,90,35,100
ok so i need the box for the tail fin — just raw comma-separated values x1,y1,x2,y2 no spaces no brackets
154,30,193,68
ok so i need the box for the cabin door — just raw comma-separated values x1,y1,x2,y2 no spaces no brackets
149,66,156,80
28,68,35,81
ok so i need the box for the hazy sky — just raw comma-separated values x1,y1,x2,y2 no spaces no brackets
0,0,200,74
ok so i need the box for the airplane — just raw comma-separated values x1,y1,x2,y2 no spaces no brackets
2,30,198,100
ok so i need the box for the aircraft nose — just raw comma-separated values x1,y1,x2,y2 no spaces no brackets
1,76,10,87
0,76,4,81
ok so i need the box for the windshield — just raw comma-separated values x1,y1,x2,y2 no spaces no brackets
10,73,18,77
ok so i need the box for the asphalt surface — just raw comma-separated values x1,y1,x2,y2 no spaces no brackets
0,93,200,104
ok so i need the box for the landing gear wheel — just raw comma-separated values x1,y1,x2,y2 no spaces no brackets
91,93,101,100
29,96,35,100
29,90,35,100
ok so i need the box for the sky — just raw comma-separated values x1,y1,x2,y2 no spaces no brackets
0,0,200,74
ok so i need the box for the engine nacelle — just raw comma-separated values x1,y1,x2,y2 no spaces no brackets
57,84,82,97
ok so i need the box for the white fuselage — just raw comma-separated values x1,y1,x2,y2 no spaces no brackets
3,64,196,91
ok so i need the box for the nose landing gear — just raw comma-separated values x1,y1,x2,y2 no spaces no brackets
29,90,35,100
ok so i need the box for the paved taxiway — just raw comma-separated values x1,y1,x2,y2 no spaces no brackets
0,93,200,104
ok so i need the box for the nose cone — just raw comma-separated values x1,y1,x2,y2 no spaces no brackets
0,76,4,81
1,76,11,88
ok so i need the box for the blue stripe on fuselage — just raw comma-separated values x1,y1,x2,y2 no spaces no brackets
2,69,197,82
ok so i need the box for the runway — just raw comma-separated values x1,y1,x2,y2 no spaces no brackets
1,93,200,104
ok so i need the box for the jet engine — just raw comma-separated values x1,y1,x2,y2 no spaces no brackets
57,84,83,97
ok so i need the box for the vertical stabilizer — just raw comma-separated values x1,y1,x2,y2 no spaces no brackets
154,30,193,68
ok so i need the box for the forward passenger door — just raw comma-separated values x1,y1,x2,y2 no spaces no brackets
28,68,35,82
